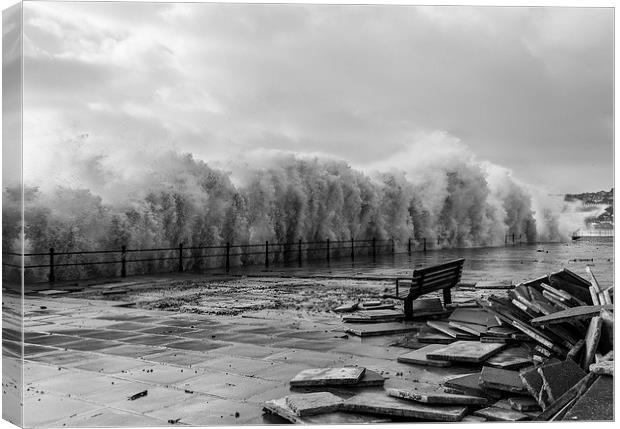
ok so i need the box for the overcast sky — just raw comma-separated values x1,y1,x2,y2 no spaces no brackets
20,1,613,194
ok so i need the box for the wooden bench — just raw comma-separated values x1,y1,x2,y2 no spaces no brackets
389,258,465,319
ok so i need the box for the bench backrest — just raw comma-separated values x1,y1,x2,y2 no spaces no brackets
411,258,465,295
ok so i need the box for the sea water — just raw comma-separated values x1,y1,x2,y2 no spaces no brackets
238,239,614,287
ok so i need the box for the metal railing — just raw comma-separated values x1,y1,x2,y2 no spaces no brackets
2,237,419,283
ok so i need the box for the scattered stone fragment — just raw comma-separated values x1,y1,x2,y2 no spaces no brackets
387,387,488,405
285,392,343,416
408,298,448,318
343,391,467,422
127,390,148,401
448,308,494,326
416,329,455,344
397,344,453,367
588,361,613,376
534,372,597,421
474,406,529,421
345,322,417,337
290,367,365,387
480,366,528,394
448,321,488,336
427,341,506,363
461,415,487,422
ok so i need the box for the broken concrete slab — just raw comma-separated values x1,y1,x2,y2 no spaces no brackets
473,406,529,421
562,375,613,421
427,341,507,363
589,361,613,376
387,387,488,405
534,372,597,421
480,366,528,394
344,322,417,337
426,321,477,340
581,316,603,370
343,310,404,323
538,359,586,404
416,329,455,345
290,369,385,389
475,280,514,289
290,367,365,387
343,391,468,422
508,396,541,412
284,392,343,416
448,321,488,337
448,308,494,326
408,298,448,318
530,305,613,326
263,398,388,424
397,344,453,367
333,302,358,313
485,346,532,370
442,373,502,399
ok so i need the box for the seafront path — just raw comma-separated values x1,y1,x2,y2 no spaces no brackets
3,275,479,427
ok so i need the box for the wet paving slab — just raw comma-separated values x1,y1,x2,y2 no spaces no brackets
12,290,502,427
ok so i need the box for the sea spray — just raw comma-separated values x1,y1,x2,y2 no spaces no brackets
2,149,590,280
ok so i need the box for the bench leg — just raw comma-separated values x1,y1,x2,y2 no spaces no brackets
404,297,414,320
443,288,452,306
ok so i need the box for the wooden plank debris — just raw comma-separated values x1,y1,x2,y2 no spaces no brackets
345,322,417,337
387,387,488,405
581,316,603,370
342,391,468,422
290,367,365,387
530,305,612,326
480,366,528,394
397,344,452,367
427,341,506,363
285,392,343,416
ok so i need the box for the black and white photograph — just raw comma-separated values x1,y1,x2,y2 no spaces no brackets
1,0,615,426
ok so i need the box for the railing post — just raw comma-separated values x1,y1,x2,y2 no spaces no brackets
326,238,330,263
178,242,184,272
372,237,376,260
298,238,302,267
121,245,127,278
48,247,55,283
265,241,269,267
423,237,427,253
512,234,515,244
407,238,411,255
351,237,355,262
226,242,230,273
391,237,395,254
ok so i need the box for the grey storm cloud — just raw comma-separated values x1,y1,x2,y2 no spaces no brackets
20,2,613,194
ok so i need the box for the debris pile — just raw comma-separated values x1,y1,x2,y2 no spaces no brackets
263,268,613,422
